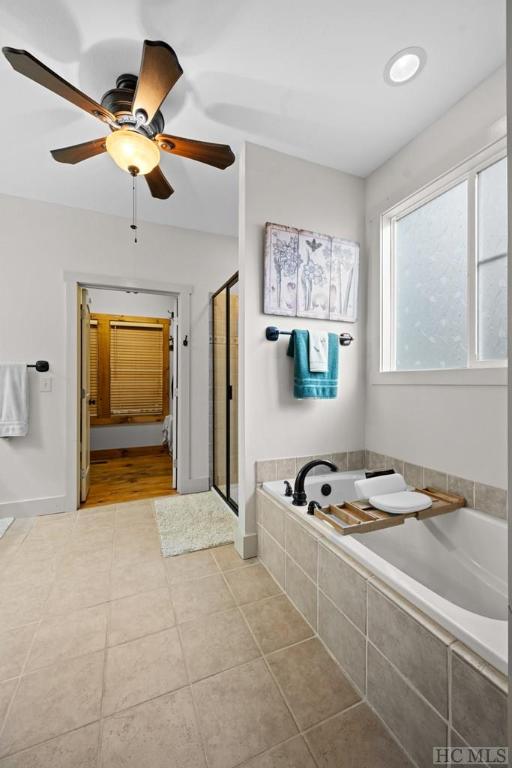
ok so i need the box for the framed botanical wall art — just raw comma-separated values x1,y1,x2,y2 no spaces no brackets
263,222,359,322
263,223,300,316
297,230,331,320
329,237,359,322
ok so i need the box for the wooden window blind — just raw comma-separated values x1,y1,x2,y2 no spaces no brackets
110,322,164,415
89,313,170,426
89,320,98,418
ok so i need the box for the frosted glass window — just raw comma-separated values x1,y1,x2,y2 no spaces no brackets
477,157,507,361
395,182,468,370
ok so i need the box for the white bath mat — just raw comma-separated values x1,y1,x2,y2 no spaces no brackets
154,492,237,557
0,517,14,538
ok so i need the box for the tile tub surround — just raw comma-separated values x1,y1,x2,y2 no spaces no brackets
256,488,509,768
255,449,507,519
365,450,507,520
255,451,365,483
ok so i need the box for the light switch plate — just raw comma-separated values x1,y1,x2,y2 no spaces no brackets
39,376,52,393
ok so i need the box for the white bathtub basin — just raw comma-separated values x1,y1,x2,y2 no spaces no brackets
263,471,508,674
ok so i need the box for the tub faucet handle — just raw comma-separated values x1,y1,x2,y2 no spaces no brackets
283,481,293,497
307,500,322,516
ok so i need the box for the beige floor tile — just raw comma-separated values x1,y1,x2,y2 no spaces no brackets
192,658,297,768
103,628,187,716
45,570,110,615
305,702,413,767
224,564,282,605
26,604,108,672
0,581,51,629
0,722,100,768
1,556,56,587
109,587,175,646
110,560,166,600
33,512,76,528
77,507,115,525
114,506,155,528
112,541,161,568
211,544,257,572
69,527,114,549
242,595,314,654
101,688,206,768
0,624,37,682
171,573,235,623
267,638,361,730
179,607,260,682
114,528,159,546
1,518,33,538
0,651,104,758
0,679,18,730
164,549,219,584
27,524,73,547
0,537,24,561
13,538,63,562
241,736,316,768
56,545,113,576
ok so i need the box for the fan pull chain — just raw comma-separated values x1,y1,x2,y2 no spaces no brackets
130,172,138,244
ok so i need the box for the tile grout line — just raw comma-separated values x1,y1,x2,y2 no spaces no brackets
257,527,423,768
219,567,322,768
96,503,117,768
2,527,417,766
174,620,212,768
0,519,66,751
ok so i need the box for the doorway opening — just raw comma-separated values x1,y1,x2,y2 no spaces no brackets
78,285,179,507
212,272,239,513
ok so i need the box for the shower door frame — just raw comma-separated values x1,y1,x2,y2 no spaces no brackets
211,272,239,514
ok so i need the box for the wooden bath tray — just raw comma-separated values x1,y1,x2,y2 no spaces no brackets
314,487,465,536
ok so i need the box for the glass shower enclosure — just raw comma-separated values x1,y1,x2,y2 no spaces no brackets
212,273,239,512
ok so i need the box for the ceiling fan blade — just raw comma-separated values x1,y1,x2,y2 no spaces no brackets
51,137,107,164
145,165,174,199
132,41,183,124
156,134,235,170
2,47,115,124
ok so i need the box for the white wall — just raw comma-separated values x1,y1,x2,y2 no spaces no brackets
365,67,507,489
239,142,366,552
0,196,236,515
88,288,175,451
88,288,177,317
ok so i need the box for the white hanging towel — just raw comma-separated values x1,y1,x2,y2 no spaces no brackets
308,331,329,373
0,364,29,437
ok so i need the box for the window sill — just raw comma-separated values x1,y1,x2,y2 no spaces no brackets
372,367,507,387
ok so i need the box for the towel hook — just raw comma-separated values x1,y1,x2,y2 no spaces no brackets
27,361,50,372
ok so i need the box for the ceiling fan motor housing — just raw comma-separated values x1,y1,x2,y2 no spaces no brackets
100,74,165,137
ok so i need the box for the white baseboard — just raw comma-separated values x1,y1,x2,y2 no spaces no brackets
235,530,258,559
0,495,67,519
179,476,210,494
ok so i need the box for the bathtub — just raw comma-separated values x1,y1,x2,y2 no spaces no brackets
263,470,508,674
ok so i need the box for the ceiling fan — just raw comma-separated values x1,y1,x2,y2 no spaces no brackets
2,40,236,200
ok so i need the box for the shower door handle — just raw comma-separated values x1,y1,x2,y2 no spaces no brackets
228,385,233,401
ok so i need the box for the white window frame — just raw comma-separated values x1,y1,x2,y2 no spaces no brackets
380,137,507,383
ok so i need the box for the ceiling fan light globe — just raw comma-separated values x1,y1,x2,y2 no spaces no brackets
106,129,160,175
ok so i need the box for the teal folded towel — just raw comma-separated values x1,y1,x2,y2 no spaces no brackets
287,330,339,399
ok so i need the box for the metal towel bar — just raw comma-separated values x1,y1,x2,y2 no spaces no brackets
265,326,353,346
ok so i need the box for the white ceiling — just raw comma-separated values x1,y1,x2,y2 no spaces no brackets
0,0,505,236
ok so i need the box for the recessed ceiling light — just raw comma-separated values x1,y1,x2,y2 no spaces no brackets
384,47,426,86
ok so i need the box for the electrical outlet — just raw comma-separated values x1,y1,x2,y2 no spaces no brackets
39,376,52,393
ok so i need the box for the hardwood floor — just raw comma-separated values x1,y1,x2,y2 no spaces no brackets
81,449,176,508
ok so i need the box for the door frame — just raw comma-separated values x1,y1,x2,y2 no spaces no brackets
211,271,239,514
64,271,193,511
